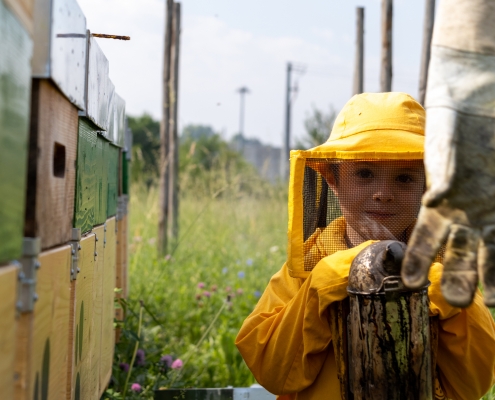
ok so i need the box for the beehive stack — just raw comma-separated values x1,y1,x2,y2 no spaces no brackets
0,0,131,399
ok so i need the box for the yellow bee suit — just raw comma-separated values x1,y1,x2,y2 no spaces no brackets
235,222,495,399
235,93,495,400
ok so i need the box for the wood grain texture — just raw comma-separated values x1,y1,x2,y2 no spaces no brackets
0,265,19,400
74,119,97,234
107,144,119,217
24,79,78,249
115,214,128,343
69,233,95,400
100,217,116,394
89,224,105,398
0,3,31,264
94,137,109,225
3,0,34,35
28,245,71,400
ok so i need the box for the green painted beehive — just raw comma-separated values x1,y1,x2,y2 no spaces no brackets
94,136,109,225
121,153,130,196
107,144,119,217
74,118,98,234
0,1,32,264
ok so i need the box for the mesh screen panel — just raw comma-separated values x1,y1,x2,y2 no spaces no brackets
302,159,442,272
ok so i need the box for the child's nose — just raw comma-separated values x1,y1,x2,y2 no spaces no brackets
372,189,394,202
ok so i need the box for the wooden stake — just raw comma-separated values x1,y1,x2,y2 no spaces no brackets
418,0,436,106
353,7,365,95
380,0,393,92
167,2,181,247
158,0,174,255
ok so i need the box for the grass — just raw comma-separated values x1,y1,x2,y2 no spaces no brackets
104,181,495,400
104,182,288,398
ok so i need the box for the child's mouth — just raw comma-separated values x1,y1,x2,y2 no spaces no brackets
365,211,396,220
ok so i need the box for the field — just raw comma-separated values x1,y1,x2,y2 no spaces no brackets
103,182,495,400
104,182,288,398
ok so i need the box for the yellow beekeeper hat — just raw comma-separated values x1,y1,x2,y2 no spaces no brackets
286,92,425,278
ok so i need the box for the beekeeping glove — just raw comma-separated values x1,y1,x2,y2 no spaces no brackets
402,0,495,307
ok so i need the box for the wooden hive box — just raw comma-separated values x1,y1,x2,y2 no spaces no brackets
100,217,116,392
107,144,120,218
115,206,128,342
0,264,19,400
24,79,79,250
3,0,35,35
94,137,109,226
14,244,72,400
69,232,96,400
74,118,98,234
0,0,32,264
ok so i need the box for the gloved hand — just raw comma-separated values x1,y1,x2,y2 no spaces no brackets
402,0,495,307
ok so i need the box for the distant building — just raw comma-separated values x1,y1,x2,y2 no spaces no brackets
231,134,282,183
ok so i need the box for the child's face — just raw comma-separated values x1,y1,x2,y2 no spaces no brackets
325,160,425,245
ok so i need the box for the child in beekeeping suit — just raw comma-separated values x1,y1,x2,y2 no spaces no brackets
235,92,495,400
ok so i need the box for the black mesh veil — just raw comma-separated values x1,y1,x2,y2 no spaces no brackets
301,158,443,272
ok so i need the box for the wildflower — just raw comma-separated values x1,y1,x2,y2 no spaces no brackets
222,267,228,274
135,349,145,367
171,358,183,369
237,271,245,279
160,354,173,368
195,293,202,301
254,290,261,298
119,362,129,373
203,291,211,298
197,282,205,289
246,258,253,266
165,254,172,261
270,246,279,253
148,237,156,245
133,236,142,243
237,288,244,295
198,301,204,308
225,286,232,292
211,284,218,292
131,383,142,393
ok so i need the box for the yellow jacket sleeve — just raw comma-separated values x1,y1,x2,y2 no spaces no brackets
236,244,495,399
235,241,372,394
428,265,495,400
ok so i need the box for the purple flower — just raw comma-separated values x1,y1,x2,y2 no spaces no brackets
246,258,253,266
160,354,173,368
197,282,205,289
119,362,129,373
171,358,183,369
237,271,245,279
254,290,261,298
135,349,145,366
131,383,142,393
203,291,211,298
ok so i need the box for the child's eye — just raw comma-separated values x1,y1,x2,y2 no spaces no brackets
356,168,373,179
396,174,413,183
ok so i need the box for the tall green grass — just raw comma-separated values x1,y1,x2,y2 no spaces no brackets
105,183,288,398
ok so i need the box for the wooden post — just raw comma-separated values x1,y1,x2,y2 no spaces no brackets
353,7,365,95
380,0,393,92
167,2,181,246
418,0,436,106
158,0,174,255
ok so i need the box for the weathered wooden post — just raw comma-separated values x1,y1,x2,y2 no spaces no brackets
418,0,436,106
333,241,433,399
380,0,393,92
353,7,365,95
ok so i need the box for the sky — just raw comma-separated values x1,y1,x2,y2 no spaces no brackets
77,0,430,147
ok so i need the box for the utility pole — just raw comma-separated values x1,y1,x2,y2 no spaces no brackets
353,7,365,95
418,0,436,106
237,86,250,136
282,62,292,180
380,0,393,92
159,0,180,256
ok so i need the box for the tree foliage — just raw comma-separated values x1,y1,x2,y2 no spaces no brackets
296,106,337,150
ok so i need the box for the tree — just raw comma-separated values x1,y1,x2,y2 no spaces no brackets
296,106,337,150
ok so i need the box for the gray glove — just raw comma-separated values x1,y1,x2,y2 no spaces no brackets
402,0,495,307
